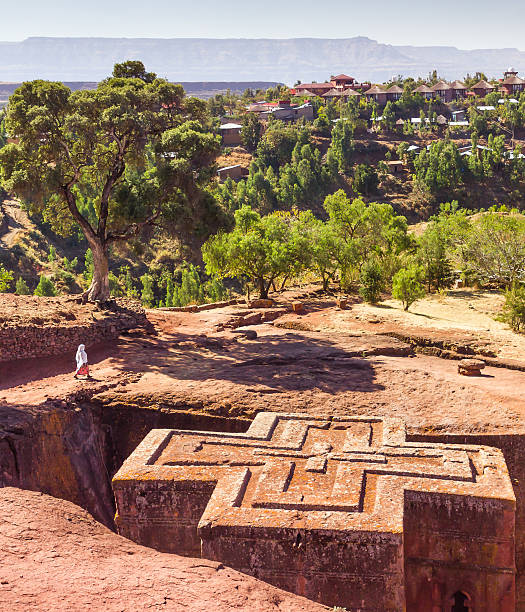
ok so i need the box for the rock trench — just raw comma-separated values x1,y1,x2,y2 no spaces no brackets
0,397,249,529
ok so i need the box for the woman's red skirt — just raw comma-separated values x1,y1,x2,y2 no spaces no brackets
76,364,89,376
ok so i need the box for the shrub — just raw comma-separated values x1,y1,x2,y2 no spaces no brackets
205,277,228,303
501,284,525,332
108,272,124,297
353,164,379,196
0,264,13,292
34,275,57,297
140,273,155,308
15,277,31,295
392,265,425,311
359,259,384,303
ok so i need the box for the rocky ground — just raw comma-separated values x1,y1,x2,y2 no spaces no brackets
0,293,113,328
2,288,524,432
2,287,525,609
0,487,325,611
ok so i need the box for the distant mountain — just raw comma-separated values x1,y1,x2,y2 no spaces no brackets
0,37,524,83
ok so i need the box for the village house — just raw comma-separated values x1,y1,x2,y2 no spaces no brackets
217,164,248,181
500,68,525,96
450,80,468,100
386,84,403,100
413,84,434,99
471,79,495,96
295,73,370,97
246,100,313,122
431,80,451,101
364,85,387,104
219,122,243,146
364,84,404,104
322,88,362,103
260,100,314,122
293,68,522,109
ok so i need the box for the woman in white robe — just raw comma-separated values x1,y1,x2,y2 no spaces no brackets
74,344,90,379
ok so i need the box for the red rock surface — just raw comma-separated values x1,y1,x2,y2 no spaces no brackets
113,413,516,610
3,292,525,609
0,487,326,611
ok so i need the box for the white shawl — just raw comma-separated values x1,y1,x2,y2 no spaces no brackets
75,344,87,370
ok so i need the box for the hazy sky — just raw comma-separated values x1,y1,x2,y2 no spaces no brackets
2,0,524,50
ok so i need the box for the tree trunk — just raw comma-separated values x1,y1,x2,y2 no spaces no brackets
86,240,110,302
257,278,268,299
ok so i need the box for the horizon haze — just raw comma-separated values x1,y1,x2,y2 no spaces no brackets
2,0,524,50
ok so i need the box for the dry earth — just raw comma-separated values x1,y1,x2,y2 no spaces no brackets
2,287,524,433
2,288,525,610
0,293,111,328
0,200,29,249
0,487,325,611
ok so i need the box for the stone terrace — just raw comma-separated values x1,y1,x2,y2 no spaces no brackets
113,412,516,611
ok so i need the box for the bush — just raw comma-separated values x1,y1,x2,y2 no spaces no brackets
353,164,379,196
392,264,425,311
205,277,228,303
140,273,155,308
108,272,124,297
0,264,13,292
359,259,384,303
15,277,31,295
34,275,57,297
501,284,525,332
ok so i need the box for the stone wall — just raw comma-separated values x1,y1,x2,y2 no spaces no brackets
158,298,244,313
410,431,525,610
0,299,147,363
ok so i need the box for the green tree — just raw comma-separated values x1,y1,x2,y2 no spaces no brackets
240,113,262,152
501,284,525,332
414,140,463,193
313,106,331,136
464,211,525,287
120,265,140,299
0,264,13,292
174,263,204,306
353,164,379,196
140,273,155,308
328,120,354,173
165,274,175,307
202,205,303,299
307,219,339,290
205,276,228,303
15,277,30,295
0,62,221,301
0,112,7,149
418,222,454,291
323,190,410,289
256,123,308,169
382,101,396,132
359,258,384,303
34,275,57,296
468,107,488,136
392,265,425,311
111,60,156,83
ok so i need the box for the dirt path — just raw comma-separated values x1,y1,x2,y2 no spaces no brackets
0,199,31,249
